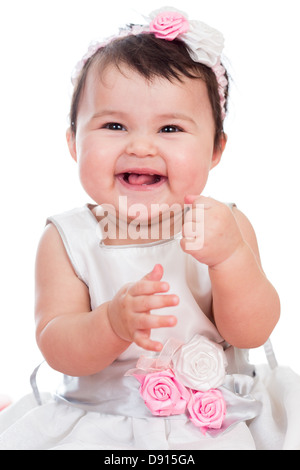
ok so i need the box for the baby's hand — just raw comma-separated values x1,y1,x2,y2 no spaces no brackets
107,264,178,352
181,195,244,268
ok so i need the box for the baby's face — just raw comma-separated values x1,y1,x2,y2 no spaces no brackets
68,65,224,225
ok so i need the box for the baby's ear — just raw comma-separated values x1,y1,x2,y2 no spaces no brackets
211,132,227,169
66,128,77,162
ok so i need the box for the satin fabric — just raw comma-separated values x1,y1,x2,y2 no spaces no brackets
1,364,300,449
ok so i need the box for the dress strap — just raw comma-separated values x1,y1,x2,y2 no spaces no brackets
263,339,278,369
30,362,45,406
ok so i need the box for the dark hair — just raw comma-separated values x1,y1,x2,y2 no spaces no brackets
70,33,229,147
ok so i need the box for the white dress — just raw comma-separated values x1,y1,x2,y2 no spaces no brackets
0,205,299,450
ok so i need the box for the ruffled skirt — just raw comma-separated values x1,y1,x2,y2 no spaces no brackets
0,365,299,450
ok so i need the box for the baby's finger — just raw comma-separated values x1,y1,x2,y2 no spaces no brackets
132,293,179,313
128,279,169,297
133,331,163,352
134,312,177,331
184,194,200,206
142,264,164,282
184,194,212,207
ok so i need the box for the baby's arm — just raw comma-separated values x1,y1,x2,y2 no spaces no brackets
181,196,280,349
35,224,177,377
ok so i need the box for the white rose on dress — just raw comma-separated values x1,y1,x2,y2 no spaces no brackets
172,335,227,392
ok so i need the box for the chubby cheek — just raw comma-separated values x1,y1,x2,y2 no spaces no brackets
76,149,113,204
169,159,210,200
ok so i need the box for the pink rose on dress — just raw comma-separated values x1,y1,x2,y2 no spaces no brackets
188,389,226,435
136,369,190,416
149,11,189,41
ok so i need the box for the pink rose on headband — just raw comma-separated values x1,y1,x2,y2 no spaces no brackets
136,370,190,416
188,389,226,435
149,10,189,40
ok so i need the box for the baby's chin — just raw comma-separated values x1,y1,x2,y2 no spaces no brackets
118,204,185,239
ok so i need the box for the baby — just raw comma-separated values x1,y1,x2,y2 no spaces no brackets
36,12,279,370
3,8,298,451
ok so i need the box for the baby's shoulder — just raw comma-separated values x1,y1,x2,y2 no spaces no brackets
36,222,72,272
230,205,261,265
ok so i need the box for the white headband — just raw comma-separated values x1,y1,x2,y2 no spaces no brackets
72,7,228,120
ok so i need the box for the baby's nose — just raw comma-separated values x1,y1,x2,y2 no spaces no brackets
125,134,157,158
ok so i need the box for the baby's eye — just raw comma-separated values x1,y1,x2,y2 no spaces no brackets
103,122,126,131
159,125,183,133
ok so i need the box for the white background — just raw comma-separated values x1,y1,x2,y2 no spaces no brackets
0,0,299,401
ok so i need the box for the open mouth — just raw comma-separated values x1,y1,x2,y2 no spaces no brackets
116,171,167,190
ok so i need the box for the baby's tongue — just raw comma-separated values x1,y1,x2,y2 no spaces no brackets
127,173,157,185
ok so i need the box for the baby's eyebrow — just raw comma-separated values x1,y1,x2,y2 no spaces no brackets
156,113,197,125
91,110,128,120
